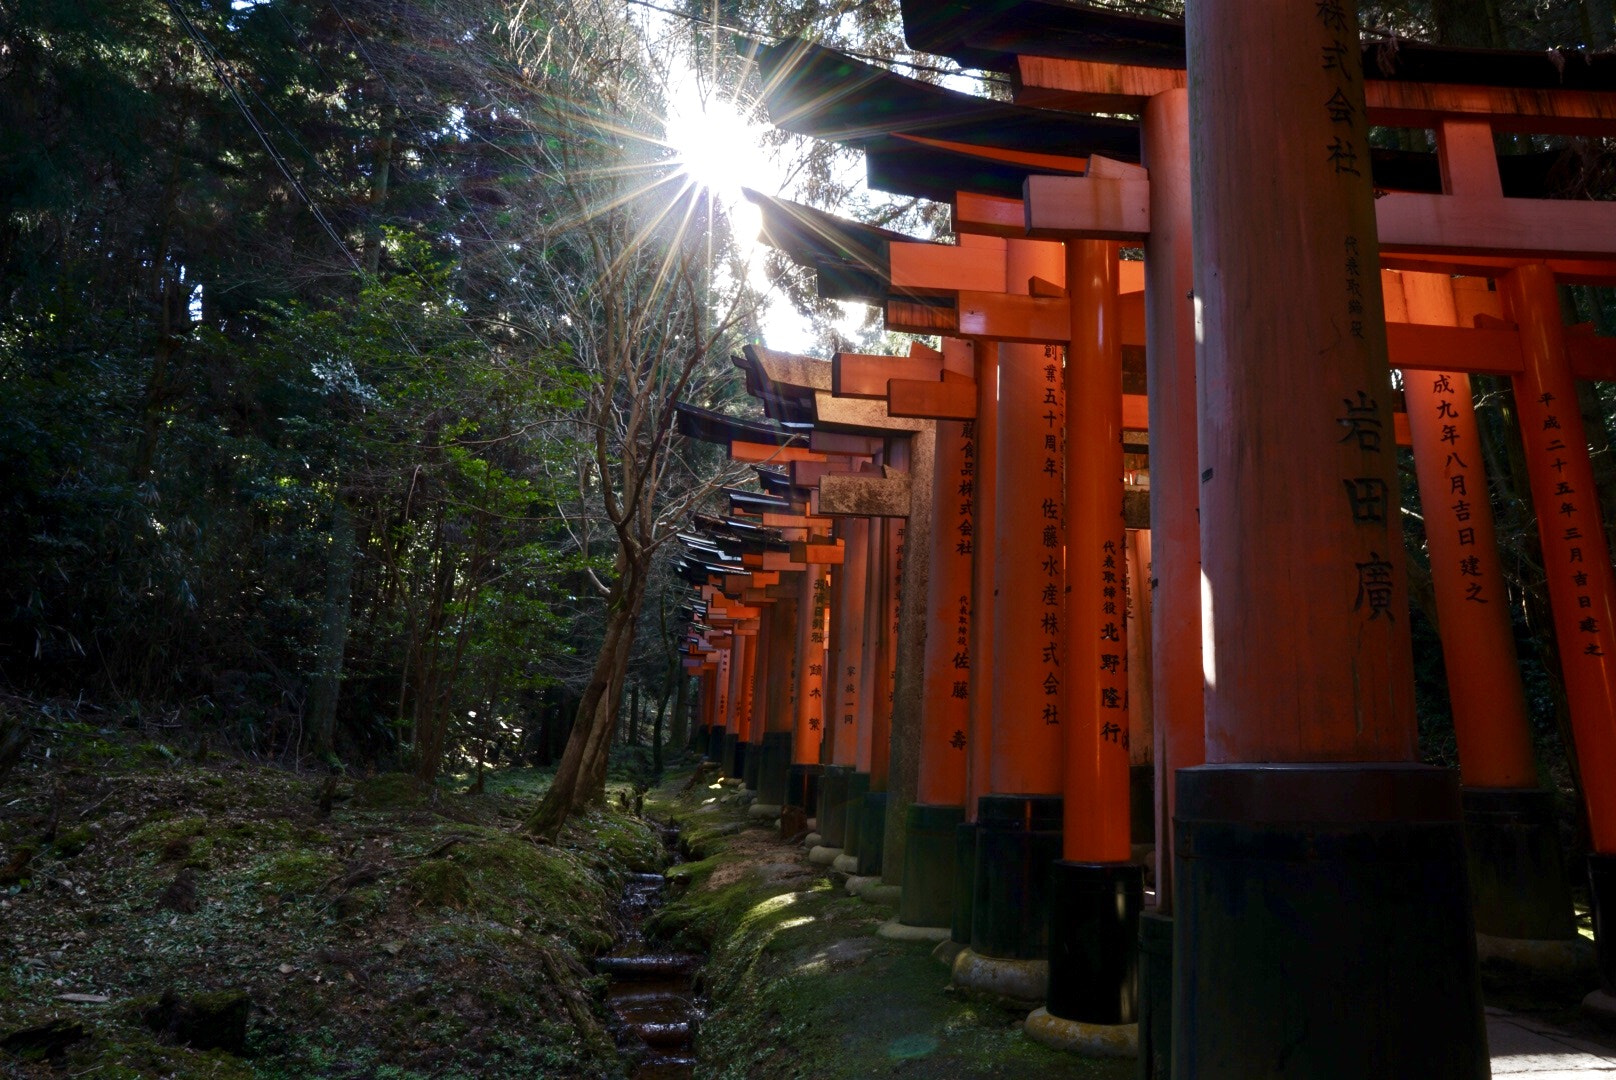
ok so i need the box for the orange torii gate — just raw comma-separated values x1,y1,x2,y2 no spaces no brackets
752,15,1616,1072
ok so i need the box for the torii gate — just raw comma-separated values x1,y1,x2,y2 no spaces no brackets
751,16,1616,1075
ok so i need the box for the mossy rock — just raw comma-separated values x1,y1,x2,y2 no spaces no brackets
255,850,339,897
352,772,427,809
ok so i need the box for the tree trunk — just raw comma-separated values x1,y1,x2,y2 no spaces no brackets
307,492,356,757
526,561,648,835
671,671,690,751
628,684,640,746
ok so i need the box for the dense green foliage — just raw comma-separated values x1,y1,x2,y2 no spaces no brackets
0,0,750,782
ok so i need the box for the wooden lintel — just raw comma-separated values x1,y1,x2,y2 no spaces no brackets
1379,251,1616,286
740,553,763,570
953,192,1026,237
888,377,976,420
764,583,799,600
790,539,847,565
888,240,1007,294
1024,174,1151,240
807,428,883,456
741,587,775,604
1377,193,1616,260
1386,321,1524,375
728,439,826,465
791,458,866,487
760,512,834,533
760,552,807,572
817,473,913,518
833,351,944,398
1014,55,1616,138
748,571,781,587
958,290,1070,343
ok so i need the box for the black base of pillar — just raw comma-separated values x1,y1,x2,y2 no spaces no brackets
756,731,792,806
721,734,740,778
786,763,822,816
1047,861,1141,1024
1590,853,1616,993
741,741,760,791
841,772,871,858
1130,764,1156,846
1173,764,1486,1079
708,725,725,761
953,821,977,945
857,791,889,876
819,766,853,846
1462,786,1576,941
899,803,965,929
970,793,1062,960
1137,911,1172,1080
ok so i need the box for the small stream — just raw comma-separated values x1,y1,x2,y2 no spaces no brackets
596,824,702,1079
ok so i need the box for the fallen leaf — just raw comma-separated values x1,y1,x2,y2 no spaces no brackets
381,942,402,956
278,963,294,975
57,993,109,1004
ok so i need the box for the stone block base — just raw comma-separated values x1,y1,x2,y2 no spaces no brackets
808,845,842,866
950,946,1048,1007
877,917,950,943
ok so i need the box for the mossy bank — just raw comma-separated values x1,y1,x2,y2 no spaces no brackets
0,723,670,1078
648,777,1132,1080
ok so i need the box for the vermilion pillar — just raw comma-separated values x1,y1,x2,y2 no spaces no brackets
755,593,798,814
1138,87,1201,1080
818,517,869,855
1180,2,1485,1075
1043,238,1140,1035
788,564,829,816
958,237,1066,994
838,514,887,871
1502,262,1616,996
854,502,904,876
900,415,974,929
1396,268,1577,953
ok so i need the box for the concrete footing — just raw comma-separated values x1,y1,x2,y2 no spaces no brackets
803,832,822,848
832,853,860,874
1023,1007,1137,1057
846,874,901,905
932,937,966,969
748,802,782,819
878,917,950,943
950,946,1048,1006
1583,988,1616,1028
808,845,842,866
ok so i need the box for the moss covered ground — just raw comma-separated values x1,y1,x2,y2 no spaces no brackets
0,722,671,1078
648,775,1133,1080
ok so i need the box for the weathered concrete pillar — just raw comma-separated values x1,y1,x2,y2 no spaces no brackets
1180,1,1485,1074
882,424,936,889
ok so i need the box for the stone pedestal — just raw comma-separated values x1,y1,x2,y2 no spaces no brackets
1173,764,1486,1079
899,803,964,930
970,794,1062,961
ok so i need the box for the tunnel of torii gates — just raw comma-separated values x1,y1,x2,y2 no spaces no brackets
669,3,1616,1076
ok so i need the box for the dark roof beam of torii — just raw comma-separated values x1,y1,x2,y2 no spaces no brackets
900,0,1616,92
